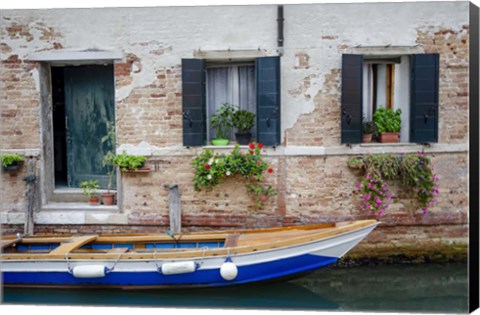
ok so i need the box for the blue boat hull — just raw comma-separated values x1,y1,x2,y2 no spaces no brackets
3,254,338,288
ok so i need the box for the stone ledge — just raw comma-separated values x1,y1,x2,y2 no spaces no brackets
115,143,468,158
0,210,128,225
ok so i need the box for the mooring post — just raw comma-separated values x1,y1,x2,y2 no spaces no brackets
168,184,182,233
23,158,37,235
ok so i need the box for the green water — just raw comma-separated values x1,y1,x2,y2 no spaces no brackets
1,263,469,313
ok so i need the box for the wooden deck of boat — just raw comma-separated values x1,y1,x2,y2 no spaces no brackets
1,220,377,261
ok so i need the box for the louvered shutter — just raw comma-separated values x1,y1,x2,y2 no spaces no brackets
341,54,363,144
256,56,281,146
182,59,206,146
410,54,439,143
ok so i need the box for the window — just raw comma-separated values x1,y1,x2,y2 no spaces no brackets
341,53,439,144
206,63,256,141
182,57,281,147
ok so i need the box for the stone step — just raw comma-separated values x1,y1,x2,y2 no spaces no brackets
42,202,119,212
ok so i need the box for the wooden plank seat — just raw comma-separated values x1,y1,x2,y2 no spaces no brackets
48,235,98,256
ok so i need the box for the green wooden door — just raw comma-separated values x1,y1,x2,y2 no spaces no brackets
64,65,116,189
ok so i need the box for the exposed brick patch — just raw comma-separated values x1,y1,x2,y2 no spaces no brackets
417,26,469,144
116,64,183,146
285,68,341,146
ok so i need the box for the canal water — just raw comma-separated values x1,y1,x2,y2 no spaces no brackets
1,263,469,313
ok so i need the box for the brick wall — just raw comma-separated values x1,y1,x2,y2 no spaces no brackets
0,3,472,260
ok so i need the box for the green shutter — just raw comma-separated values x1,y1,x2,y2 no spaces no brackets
182,59,206,146
410,54,439,143
256,56,281,146
341,54,363,144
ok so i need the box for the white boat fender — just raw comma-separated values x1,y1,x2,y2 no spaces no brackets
72,265,108,278
159,261,200,275
220,257,238,281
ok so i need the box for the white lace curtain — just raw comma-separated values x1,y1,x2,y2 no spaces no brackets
206,65,256,140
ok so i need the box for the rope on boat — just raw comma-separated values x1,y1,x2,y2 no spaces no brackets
104,249,126,274
65,253,73,274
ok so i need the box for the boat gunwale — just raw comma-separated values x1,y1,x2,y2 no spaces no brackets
1,220,378,261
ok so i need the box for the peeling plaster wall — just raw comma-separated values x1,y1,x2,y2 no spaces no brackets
0,2,473,256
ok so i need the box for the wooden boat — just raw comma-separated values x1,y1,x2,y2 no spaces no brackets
1,220,378,289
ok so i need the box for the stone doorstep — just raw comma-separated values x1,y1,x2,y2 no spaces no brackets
1,203,127,225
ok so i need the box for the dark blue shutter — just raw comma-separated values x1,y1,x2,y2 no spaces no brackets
182,59,206,146
256,56,281,146
341,54,363,144
410,54,439,143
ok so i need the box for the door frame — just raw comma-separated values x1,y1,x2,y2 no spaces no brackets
38,55,122,208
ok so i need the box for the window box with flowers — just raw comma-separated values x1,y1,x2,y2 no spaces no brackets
192,143,275,208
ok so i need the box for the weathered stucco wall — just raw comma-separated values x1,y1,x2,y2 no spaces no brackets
0,2,472,259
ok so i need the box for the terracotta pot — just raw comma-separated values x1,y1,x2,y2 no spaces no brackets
362,134,373,143
379,132,399,143
88,196,99,205
102,193,116,205
259,194,268,203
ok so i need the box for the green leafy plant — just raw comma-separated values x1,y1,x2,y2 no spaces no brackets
246,183,277,209
80,180,99,198
363,154,400,180
363,121,376,134
347,156,365,170
113,152,147,171
232,109,256,134
373,107,402,133
1,154,24,167
210,103,236,139
101,121,116,191
192,143,275,208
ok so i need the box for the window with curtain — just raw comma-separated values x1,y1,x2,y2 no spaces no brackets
206,64,256,141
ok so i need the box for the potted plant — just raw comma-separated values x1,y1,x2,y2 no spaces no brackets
210,103,235,146
113,151,148,171
247,183,277,209
362,120,375,143
232,109,256,145
1,154,24,171
80,180,100,205
373,107,402,143
101,121,116,205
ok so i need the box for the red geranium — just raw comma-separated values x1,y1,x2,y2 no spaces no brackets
205,164,211,170
249,150,254,155
268,168,273,173
258,143,263,149
249,143,255,149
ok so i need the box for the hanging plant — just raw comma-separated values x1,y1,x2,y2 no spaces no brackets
357,168,392,217
192,143,275,208
349,152,439,216
398,152,440,214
